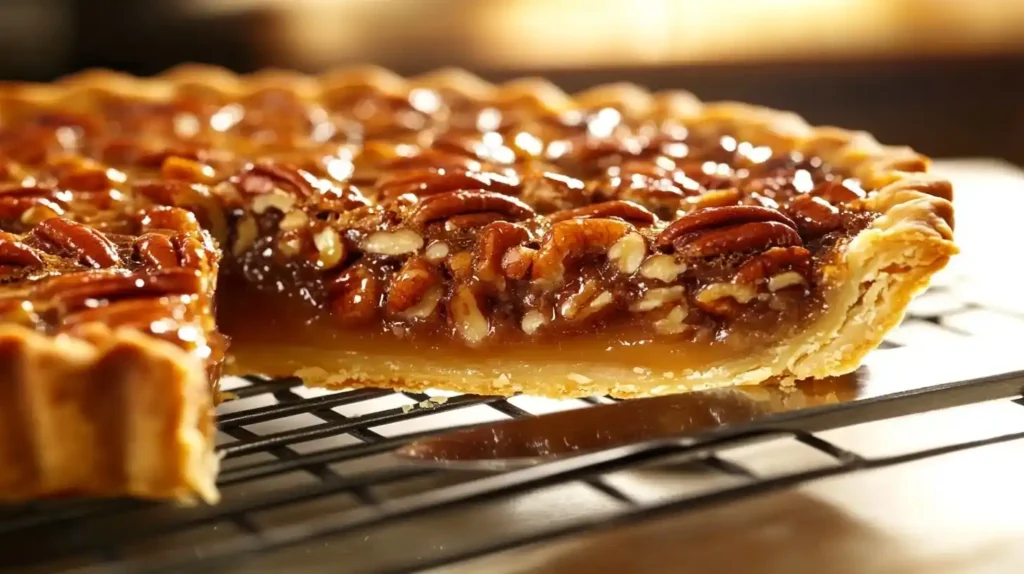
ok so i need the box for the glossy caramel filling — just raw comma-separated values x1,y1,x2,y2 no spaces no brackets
0,70,883,395
216,270,830,390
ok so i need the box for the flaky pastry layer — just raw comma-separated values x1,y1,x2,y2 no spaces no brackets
0,324,218,503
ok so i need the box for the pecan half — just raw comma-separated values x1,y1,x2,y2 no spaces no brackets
382,148,482,173
138,206,203,235
685,187,741,210
32,218,120,268
694,283,758,317
656,206,797,248
531,218,633,283
234,161,320,199
51,155,118,191
360,228,424,256
677,221,802,259
549,200,657,225
787,195,842,237
733,246,812,286
0,232,43,267
379,169,521,202
0,195,66,223
0,185,61,199
408,190,535,226
520,171,589,213
445,212,506,231
175,233,214,272
474,221,531,283
136,233,180,269
312,226,348,268
161,156,219,184
810,179,864,204
18,198,65,226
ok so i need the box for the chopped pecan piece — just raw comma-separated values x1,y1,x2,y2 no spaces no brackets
474,221,531,283
532,218,633,283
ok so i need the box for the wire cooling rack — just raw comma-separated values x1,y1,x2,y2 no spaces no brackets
3,160,1024,573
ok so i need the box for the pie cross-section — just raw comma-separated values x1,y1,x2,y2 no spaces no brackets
0,65,956,502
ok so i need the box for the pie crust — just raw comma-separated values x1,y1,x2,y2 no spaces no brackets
0,65,955,502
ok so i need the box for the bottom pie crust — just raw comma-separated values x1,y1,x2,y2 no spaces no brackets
0,325,218,504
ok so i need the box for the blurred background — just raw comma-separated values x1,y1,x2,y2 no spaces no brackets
0,0,1022,163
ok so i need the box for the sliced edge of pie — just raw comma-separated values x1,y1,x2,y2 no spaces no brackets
0,324,218,503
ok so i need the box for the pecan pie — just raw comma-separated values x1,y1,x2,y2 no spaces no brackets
0,65,955,502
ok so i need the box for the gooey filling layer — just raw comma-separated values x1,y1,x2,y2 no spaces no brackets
0,75,879,386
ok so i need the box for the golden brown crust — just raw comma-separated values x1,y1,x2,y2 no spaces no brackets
0,324,218,503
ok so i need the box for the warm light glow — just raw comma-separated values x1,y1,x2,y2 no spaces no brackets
191,0,1024,69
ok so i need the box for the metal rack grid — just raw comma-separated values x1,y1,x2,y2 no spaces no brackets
2,162,1024,573
2,270,1024,573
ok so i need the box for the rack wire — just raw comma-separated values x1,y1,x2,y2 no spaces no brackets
2,270,1023,573
4,204,1024,574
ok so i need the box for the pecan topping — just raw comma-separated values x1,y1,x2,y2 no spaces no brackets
501,246,536,280
444,212,507,231
136,233,180,269
654,205,805,260
734,246,812,286
676,221,802,259
532,218,633,283
787,195,842,237
378,169,520,202
473,221,531,283
313,226,347,268
175,233,213,272
32,218,120,268
161,156,219,184
139,206,203,235
0,188,67,224
549,200,657,225
656,206,796,248
327,264,381,326
408,190,535,226
810,180,864,204
235,161,321,199
360,229,424,256
448,284,489,346
51,155,119,191
382,148,482,173
386,256,441,316
0,68,903,361
0,232,44,267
